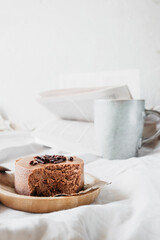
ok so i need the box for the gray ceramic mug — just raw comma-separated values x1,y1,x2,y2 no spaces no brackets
94,99,160,159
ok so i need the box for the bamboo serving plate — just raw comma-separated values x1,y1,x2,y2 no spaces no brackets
0,171,102,213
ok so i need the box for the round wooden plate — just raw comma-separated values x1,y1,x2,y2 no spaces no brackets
0,172,100,213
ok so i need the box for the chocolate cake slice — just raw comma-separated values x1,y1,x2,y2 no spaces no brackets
15,155,84,196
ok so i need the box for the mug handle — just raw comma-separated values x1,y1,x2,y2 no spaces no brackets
142,109,160,146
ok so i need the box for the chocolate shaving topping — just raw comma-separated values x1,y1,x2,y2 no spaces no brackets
69,156,74,161
29,154,74,166
30,160,38,166
53,159,64,164
36,159,45,164
35,156,41,160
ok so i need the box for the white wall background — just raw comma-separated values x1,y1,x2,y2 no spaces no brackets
0,0,160,124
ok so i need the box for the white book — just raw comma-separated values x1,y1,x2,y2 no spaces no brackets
38,85,132,122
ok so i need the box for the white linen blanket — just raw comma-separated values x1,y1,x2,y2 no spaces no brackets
0,144,160,240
